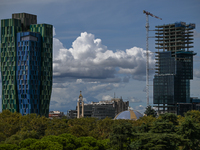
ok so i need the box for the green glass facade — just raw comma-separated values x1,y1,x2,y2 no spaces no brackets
1,19,22,113
1,13,52,117
30,24,53,117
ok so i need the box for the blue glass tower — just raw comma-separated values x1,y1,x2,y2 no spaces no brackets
16,32,42,115
1,13,52,117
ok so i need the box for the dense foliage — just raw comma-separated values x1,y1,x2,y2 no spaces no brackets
0,110,200,149
144,105,157,117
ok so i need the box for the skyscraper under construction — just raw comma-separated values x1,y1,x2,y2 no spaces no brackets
153,22,197,115
1,13,53,117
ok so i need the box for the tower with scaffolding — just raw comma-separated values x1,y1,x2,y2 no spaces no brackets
153,22,198,115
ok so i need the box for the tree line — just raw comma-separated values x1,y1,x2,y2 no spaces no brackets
0,109,200,150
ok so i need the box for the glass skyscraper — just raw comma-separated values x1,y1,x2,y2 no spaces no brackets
153,22,196,114
1,13,53,117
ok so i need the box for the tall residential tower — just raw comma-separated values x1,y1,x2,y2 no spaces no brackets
153,22,196,115
1,13,53,117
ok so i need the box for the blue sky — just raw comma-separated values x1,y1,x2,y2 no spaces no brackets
0,0,200,114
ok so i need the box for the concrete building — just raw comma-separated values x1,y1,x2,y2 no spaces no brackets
111,97,129,115
153,22,199,115
1,13,53,117
67,109,77,119
49,111,64,119
67,95,129,119
77,91,84,118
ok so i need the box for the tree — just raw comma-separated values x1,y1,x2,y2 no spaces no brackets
150,119,177,133
59,133,77,149
68,125,88,137
144,105,157,117
20,113,48,138
177,116,200,149
130,133,185,150
149,113,178,134
90,117,114,139
109,121,133,150
19,138,38,149
159,113,178,125
76,136,109,150
0,110,21,141
0,144,19,150
184,110,200,123
45,118,69,136
29,140,63,150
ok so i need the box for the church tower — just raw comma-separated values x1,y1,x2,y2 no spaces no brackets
77,91,84,118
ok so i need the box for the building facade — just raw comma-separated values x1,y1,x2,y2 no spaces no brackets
77,91,84,118
49,111,65,119
1,13,53,117
68,95,129,119
153,22,197,114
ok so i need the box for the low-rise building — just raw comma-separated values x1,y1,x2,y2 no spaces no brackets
49,111,64,119
67,96,129,119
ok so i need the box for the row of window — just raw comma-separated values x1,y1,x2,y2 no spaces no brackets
17,46,40,52
2,70,15,75
18,41,39,47
2,80,14,85
1,42,15,47
1,56,14,60
20,94,39,99
1,51,15,57
1,47,15,52
17,55,29,60
3,66,15,71
18,85,39,90
17,61,40,66
20,104,39,109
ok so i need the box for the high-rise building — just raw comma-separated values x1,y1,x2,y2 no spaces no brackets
1,13,53,117
153,22,196,115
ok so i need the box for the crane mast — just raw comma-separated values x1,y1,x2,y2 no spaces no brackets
143,10,162,106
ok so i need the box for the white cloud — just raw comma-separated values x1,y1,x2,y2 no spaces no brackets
193,30,200,38
135,105,145,110
76,79,83,83
102,95,113,101
134,105,145,114
53,26,56,36
53,38,65,60
50,81,123,111
128,97,142,103
194,69,200,78
53,31,155,83
50,29,154,112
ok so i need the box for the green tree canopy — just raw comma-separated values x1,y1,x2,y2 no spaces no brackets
109,121,133,150
144,105,157,117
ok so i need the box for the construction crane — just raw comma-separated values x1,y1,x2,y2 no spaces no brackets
143,10,162,106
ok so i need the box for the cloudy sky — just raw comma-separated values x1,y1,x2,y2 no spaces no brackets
0,0,200,114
